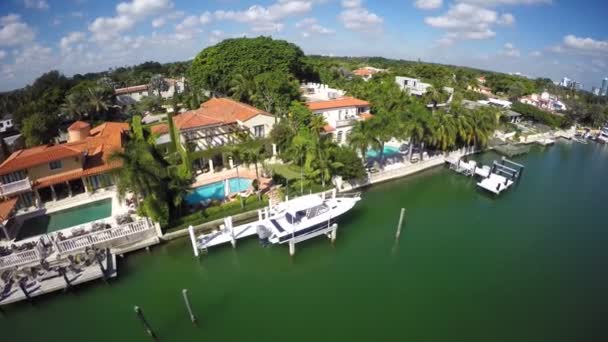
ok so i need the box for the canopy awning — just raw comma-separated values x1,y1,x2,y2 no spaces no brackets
0,197,18,222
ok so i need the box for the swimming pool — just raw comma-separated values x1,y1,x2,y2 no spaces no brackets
366,145,401,159
16,198,113,240
185,177,252,205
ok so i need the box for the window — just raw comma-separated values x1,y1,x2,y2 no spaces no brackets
253,125,265,138
336,131,343,143
49,160,63,170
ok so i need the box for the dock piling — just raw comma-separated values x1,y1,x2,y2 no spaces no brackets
182,289,197,324
188,225,199,258
134,306,156,339
331,224,338,244
289,239,295,257
395,208,405,240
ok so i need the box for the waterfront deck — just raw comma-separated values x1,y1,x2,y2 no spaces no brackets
0,253,117,306
477,173,514,195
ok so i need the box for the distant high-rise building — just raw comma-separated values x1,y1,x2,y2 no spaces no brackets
601,77,608,96
592,87,600,96
560,77,571,88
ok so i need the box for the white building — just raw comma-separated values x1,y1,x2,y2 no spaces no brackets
301,83,346,101
301,83,372,146
395,76,431,96
114,77,186,105
560,77,571,88
0,118,14,133
157,97,275,152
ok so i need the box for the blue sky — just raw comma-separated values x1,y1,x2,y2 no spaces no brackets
1,0,607,92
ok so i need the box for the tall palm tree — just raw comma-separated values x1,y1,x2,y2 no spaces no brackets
348,120,378,159
229,73,255,103
61,94,84,121
429,111,457,153
401,107,428,162
88,87,110,117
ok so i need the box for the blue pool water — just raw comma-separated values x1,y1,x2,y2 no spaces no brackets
366,145,401,159
185,177,252,204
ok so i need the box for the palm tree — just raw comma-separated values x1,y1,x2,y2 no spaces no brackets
401,107,427,162
429,112,457,153
348,120,378,159
88,87,110,117
61,94,83,120
236,133,266,188
229,73,255,103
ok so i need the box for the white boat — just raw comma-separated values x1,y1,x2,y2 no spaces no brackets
597,126,608,143
193,191,361,251
265,193,360,244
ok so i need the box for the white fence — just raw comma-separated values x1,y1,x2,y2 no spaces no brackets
56,218,154,254
0,248,41,271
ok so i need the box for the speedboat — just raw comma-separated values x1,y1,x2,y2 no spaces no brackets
193,191,361,251
597,126,608,143
262,192,360,244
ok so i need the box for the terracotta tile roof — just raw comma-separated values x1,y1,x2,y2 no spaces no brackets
307,97,370,111
323,125,336,133
150,123,169,135
353,68,374,76
360,112,374,120
0,122,129,180
68,120,90,131
173,98,272,130
115,85,148,95
0,197,18,221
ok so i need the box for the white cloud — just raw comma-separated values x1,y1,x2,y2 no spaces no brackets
23,0,49,10
341,0,362,8
414,0,443,10
215,0,313,33
425,3,513,45
295,17,335,37
174,15,202,40
152,17,165,28
339,0,383,33
89,0,173,41
60,31,86,51
530,50,542,57
563,35,608,53
199,11,212,25
0,50,6,60
14,43,53,66
456,0,551,6
500,42,520,57
0,14,36,46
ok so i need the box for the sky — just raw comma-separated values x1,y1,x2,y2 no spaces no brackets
0,0,607,92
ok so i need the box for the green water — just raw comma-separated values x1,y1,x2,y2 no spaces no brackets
16,198,112,240
2,142,608,341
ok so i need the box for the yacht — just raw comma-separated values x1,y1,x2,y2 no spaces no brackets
597,126,608,143
262,193,360,244
193,192,361,252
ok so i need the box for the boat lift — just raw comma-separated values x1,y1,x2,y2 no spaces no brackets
446,156,525,196
188,190,343,258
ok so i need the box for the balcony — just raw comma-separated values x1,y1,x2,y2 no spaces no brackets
335,118,357,128
0,177,32,197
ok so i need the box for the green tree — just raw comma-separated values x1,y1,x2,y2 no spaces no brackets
189,37,309,94
252,71,300,117
21,113,58,147
149,74,169,97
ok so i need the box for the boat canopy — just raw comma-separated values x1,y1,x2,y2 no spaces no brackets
283,195,325,216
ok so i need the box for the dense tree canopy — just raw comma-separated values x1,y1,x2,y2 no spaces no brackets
189,37,312,95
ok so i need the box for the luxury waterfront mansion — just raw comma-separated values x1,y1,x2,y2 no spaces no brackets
0,121,129,214
151,97,275,172
301,83,372,145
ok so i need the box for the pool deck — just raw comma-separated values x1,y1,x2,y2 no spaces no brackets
192,166,271,189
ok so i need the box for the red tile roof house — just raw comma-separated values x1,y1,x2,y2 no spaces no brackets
153,98,275,172
0,121,130,234
305,96,372,145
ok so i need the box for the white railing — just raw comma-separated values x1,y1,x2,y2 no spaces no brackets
335,118,356,128
0,248,41,271
0,177,32,196
56,218,154,254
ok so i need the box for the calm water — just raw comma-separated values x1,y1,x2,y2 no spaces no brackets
16,198,112,240
2,142,608,341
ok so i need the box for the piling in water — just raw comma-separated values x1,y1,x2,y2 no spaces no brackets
182,289,197,324
395,208,405,240
134,306,156,339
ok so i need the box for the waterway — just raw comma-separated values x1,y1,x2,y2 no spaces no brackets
2,141,608,341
